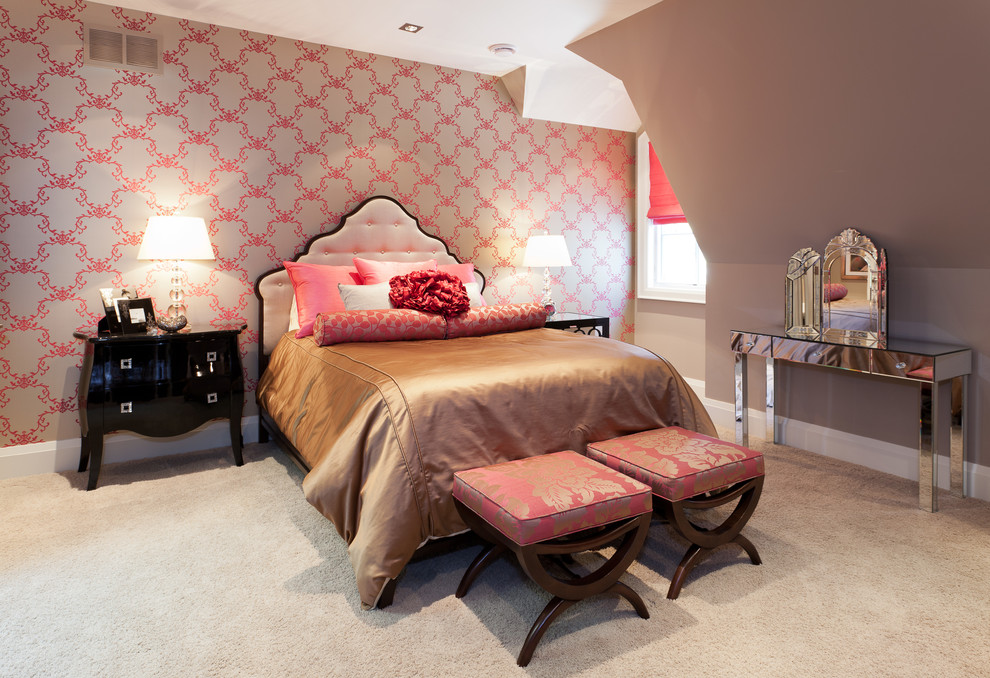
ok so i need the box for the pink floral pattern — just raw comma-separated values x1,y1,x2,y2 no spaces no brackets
446,303,547,339
312,309,445,346
388,270,470,318
586,427,765,502
1,3,635,448
453,451,652,546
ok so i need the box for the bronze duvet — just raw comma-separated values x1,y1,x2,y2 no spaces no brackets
256,328,715,608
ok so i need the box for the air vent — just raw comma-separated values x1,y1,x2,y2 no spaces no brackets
84,25,163,75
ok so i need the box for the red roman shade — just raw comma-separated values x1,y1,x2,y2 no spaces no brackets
647,142,685,224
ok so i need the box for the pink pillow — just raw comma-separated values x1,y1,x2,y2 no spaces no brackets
824,283,848,301
312,309,446,346
352,257,437,284
446,303,548,339
437,263,476,284
284,261,359,337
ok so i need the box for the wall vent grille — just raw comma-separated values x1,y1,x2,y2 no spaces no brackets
84,25,163,75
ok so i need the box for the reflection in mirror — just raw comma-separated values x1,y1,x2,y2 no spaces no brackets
784,247,822,338
821,228,887,347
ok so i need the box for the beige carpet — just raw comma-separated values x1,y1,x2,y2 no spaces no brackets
2,437,989,678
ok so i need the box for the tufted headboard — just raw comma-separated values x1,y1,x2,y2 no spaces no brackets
254,195,484,366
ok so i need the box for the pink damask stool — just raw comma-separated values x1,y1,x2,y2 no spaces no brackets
452,450,653,667
586,427,765,599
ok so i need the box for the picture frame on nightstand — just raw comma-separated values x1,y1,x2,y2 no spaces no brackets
117,298,156,334
99,288,124,334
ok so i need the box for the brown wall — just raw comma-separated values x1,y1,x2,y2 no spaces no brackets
574,0,990,462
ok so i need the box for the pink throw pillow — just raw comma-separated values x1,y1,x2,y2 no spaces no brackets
824,283,848,302
446,303,548,339
437,263,476,284
284,261,359,337
312,309,446,346
352,257,437,285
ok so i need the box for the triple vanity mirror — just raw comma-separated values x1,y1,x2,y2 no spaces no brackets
785,228,887,347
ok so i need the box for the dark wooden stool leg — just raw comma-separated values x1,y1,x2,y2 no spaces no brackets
519,597,575,667
516,585,651,667
662,475,764,599
455,500,651,666
455,542,507,598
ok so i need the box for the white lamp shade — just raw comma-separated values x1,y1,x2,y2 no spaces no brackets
522,235,572,268
137,216,215,261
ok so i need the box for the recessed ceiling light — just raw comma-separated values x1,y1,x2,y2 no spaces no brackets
399,23,423,33
488,43,517,56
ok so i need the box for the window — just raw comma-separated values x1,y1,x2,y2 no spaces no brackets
636,133,706,303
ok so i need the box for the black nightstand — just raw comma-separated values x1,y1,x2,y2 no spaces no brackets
73,324,246,490
545,313,610,338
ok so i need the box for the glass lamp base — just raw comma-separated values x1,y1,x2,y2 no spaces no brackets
156,315,187,332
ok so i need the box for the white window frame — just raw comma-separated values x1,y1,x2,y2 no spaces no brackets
636,132,706,304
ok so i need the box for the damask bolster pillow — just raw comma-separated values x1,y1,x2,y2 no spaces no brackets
445,303,548,339
312,309,446,346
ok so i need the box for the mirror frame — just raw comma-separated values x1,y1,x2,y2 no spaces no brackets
784,247,822,339
821,228,887,347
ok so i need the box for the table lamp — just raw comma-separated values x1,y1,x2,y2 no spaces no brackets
523,234,572,315
137,216,214,330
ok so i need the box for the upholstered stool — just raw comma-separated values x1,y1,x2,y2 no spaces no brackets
452,450,653,667
586,427,765,600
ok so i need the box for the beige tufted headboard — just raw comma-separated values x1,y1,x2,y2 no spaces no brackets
254,195,484,366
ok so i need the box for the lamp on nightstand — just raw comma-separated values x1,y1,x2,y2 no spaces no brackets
523,234,572,315
138,216,215,330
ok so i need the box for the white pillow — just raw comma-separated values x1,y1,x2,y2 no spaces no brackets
338,281,486,311
288,296,300,331
463,282,486,307
338,282,393,310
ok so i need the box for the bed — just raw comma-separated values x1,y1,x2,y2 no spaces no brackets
254,195,716,609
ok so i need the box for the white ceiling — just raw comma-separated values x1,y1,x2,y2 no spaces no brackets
105,0,659,132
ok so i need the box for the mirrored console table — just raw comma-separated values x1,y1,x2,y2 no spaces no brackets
730,328,970,512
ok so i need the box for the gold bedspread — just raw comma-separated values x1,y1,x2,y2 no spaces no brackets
256,328,715,608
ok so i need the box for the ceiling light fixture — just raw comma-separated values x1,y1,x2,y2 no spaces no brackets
399,23,423,33
488,43,517,56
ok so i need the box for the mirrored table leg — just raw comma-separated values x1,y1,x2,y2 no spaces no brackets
735,352,748,446
918,381,937,512
766,358,776,444
950,375,967,498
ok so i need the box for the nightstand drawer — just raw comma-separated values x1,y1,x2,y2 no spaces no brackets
181,374,233,404
184,338,234,378
104,382,172,431
107,344,164,384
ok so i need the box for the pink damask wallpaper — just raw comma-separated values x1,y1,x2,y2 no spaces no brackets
0,1,635,448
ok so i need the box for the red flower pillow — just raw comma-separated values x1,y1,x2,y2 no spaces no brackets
388,270,470,318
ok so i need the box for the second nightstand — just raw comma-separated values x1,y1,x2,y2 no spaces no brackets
74,324,246,490
545,312,610,338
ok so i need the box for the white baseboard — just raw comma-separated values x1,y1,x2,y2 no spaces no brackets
0,416,261,481
5,388,989,507
704,395,990,504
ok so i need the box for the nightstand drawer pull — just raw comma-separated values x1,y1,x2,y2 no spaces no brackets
895,361,907,370
121,402,133,414
120,358,132,369
206,351,217,362
207,392,218,404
